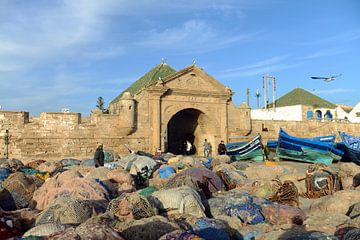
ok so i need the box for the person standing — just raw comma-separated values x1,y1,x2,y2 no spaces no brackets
94,144,105,168
217,140,227,155
203,139,211,158
185,140,192,155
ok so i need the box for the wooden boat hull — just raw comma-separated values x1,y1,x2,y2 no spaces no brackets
226,135,264,161
339,132,360,165
267,134,336,153
276,129,343,165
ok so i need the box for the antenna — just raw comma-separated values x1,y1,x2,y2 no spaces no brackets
263,75,276,110
246,88,250,107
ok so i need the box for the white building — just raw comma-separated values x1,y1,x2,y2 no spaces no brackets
251,88,359,123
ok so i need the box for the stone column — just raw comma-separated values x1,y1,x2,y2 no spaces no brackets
147,85,168,152
220,100,228,143
151,94,161,151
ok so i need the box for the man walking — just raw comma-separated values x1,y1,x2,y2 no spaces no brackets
203,139,211,158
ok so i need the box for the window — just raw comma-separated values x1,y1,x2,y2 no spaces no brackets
315,110,322,121
306,110,313,120
325,110,333,120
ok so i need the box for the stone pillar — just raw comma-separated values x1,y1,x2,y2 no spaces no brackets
147,85,168,152
151,94,161,151
220,100,228,143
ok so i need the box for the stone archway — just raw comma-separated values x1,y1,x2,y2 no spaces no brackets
166,108,213,155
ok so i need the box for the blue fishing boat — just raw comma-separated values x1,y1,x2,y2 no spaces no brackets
339,132,360,165
267,134,336,152
226,134,264,161
276,128,343,165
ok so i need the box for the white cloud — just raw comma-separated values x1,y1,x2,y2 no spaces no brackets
219,55,300,78
299,48,347,60
223,55,288,72
298,29,360,46
138,19,260,54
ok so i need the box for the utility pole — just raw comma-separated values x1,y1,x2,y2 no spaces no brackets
263,75,276,110
246,88,250,107
263,76,267,109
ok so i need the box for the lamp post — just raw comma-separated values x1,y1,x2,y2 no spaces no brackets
4,130,10,159
255,89,260,109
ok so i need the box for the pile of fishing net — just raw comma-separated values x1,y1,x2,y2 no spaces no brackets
107,192,157,220
0,207,39,237
25,215,126,240
159,230,203,240
7,159,24,172
166,167,225,196
0,167,11,181
32,170,109,211
35,197,93,226
212,163,248,189
114,215,179,240
1,172,40,210
23,223,66,238
37,160,63,174
125,155,157,177
148,186,205,217
86,167,135,198
26,160,46,169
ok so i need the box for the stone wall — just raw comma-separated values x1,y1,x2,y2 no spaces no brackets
0,111,143,163
246,119,360,143
1,108,359,163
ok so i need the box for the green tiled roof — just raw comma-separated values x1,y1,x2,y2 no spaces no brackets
111,63,176,104
275,88,336,108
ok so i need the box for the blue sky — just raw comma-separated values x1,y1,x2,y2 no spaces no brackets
1,0,359,116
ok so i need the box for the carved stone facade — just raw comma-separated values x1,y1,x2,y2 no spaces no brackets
109,65,251,155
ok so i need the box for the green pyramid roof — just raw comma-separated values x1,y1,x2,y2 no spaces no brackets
111,63,176,104
275,88,336,108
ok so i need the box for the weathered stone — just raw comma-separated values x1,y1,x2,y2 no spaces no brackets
309,190,360,215
304,213,350,234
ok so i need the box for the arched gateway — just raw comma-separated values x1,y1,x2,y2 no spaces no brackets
166,108,214,155
109,63,251,155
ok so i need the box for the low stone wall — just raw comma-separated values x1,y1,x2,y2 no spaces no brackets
0,111,142,163
249,119,360,143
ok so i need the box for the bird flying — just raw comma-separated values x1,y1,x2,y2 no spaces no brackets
311,74,342,82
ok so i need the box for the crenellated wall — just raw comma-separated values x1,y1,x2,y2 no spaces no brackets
1,107,360,163
0,110,143,163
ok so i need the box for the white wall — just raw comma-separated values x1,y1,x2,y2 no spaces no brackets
348,102,360,123
251,105,303,121
335,106,349,120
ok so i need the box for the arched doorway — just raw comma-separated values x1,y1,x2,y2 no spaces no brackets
166,108,208,155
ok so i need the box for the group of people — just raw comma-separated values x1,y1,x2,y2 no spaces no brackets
203,139,227,158
93,138,227,167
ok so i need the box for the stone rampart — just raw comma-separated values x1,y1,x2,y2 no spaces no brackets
0,111,141,163
1,110,359,163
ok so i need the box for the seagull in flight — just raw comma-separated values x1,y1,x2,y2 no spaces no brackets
311,74,342,82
